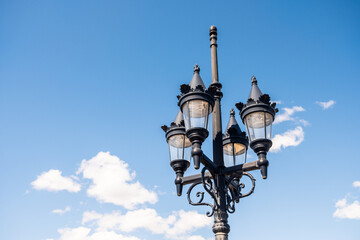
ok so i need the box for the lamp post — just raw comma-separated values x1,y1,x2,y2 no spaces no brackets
162,26,278,240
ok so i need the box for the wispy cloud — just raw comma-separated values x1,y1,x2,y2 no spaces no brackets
316,100,335,109
270,126,304,153
31,169,81,193
274,106,305,125
52,206,71,215
353,181,360,188
299,119,310,126
76,152,158,209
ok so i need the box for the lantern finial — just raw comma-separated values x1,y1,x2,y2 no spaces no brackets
251,75,257,85
194,64,200,73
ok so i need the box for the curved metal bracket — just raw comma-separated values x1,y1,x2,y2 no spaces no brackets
186,166,256,216
187,166,219,217
225,172,256,214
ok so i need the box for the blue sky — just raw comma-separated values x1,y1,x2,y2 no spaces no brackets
1,0,359,239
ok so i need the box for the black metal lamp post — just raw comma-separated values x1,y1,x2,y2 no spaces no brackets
161,26,278,240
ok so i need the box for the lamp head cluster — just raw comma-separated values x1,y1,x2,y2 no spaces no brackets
163,68,277,191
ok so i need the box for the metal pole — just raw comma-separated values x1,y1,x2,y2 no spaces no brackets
209,25,230,240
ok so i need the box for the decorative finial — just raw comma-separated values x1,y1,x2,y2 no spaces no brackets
209,26,217,42
251,75,257,85
230,108,235,116
194,64,200,73
210,25,217,32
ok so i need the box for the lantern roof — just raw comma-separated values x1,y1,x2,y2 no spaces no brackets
224,109,243,137
223,109,248,147
248,76,263,101
173,110,184,126
189,64,206,90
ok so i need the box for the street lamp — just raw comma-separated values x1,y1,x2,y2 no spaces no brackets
222,109,248,168
178,64,215,170
161,26,278,240
162,111,191,196
236,75,278,179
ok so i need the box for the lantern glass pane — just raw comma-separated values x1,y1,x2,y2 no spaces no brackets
245,112,273,141
168,134,191,162
266,114,273,139
223,143,247,167
182,100,212,130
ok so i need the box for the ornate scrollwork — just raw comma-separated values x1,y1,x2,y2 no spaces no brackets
187,167,256,216
187,167,219,217
225,172,256,214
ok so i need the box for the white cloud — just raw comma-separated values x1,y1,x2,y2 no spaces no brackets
57,227,140,240
316,100,335,109
270,126,304,153
165,210,212,239
299,119,310,126
81,209,211,240
274,106,305,124
77,152,158,209
353,181,360,188
333,198,360,220
187,236,206,240
31,169,81,192
39,152,211,240
52,206,71,215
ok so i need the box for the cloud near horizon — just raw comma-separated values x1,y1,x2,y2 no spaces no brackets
82,209,211,240
33,152,212,240
333,181,360,220
333,198,360,220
